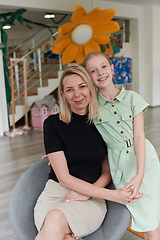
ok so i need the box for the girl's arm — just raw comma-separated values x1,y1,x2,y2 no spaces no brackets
48,151,142,205
134,111,146,178
123,111,145,198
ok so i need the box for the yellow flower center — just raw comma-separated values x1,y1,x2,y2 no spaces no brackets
71,24,93,45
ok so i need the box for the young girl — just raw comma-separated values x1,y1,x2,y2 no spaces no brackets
83,51,160,240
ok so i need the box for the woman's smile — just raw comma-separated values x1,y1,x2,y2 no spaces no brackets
62,74,91,115
75,99,84,104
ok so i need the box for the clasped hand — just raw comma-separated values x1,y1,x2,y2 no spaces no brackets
110,174,143,205
42,155,143,205
122,174,144,203
114,186,143,205
61,187,143,205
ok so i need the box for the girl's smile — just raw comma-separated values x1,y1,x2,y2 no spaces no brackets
98,75,109,82
86,55,114,90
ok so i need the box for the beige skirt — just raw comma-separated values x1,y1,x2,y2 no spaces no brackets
34,180,107,239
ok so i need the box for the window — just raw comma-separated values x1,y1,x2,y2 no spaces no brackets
53,106,59,113
43,108,47,115
34,108,38,115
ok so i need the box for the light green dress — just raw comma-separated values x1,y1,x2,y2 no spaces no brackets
94,84,160,232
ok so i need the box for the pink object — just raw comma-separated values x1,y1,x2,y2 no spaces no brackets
31,96,60,130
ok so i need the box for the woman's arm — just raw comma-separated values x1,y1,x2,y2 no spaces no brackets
43,154,111,188
62,155,111,202
48,151,142,205
123,111,145,198
93,154,112,187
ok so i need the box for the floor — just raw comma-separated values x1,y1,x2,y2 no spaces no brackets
0,106,160,240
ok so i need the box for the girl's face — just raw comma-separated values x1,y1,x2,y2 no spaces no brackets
85,55,114,90
61,74,91,115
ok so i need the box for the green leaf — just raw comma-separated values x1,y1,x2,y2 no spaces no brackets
17,15,24,25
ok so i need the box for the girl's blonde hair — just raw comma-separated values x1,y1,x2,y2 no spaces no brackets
83,51,112,68
58,64,99,123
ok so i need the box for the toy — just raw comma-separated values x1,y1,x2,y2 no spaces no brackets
31,95,59,130
52,4,120,64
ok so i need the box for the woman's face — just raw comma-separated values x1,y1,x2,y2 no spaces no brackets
61,74,91,115
85,55,114,90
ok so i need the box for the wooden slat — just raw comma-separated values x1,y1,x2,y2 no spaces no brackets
27,75,57,79
14,91,37,96
41,61,59,64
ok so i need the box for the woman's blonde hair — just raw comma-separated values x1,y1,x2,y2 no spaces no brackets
58,64,99,123
83,51,112,68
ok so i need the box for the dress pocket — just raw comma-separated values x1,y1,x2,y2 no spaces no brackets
121,112,133,130
94,114,110,125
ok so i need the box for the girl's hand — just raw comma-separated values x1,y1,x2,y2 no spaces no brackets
129,191,143,203
111,188,143,205
111,188,132,205
122,174,143,199
61,191,90,202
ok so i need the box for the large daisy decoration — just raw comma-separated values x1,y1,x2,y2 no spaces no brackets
52,4,120,65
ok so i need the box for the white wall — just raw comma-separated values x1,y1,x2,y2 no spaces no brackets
0,106,3,136
0,32,9,135
143,6,153,105
152,6,160,106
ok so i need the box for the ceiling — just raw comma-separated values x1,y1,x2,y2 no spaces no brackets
0,9,72,32
103,0,160,6
1,0,160,33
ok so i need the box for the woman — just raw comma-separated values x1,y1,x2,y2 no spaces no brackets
34,65,141,240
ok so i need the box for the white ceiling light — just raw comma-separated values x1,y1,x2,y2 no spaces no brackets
44,14,55,19
2,25,11,30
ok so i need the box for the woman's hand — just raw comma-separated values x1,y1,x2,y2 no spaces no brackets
41,155,51,166
122,174,143,199
61,191,90,203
